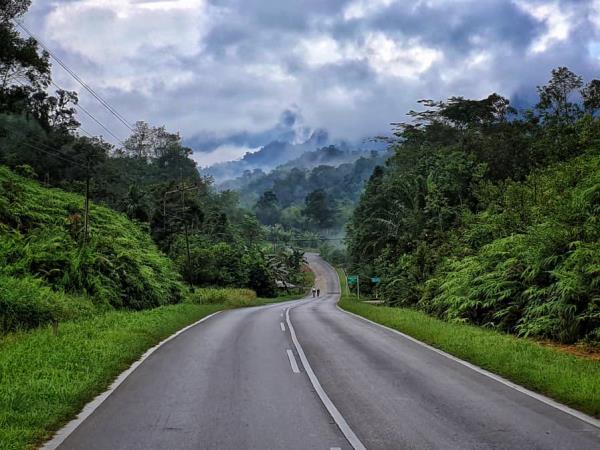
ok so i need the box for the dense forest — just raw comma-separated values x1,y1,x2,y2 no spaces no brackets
0,1,310,332
220,147,387,235
346,67,600,344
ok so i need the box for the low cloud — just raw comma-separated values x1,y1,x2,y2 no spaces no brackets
191,144,260,166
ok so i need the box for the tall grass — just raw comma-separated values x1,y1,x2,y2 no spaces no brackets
421,153,600,344
186,288,257,307
0,275,96,333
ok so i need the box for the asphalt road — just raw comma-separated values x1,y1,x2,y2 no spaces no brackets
54,254,600,449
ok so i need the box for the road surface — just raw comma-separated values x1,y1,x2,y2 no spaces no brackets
54,254,600,449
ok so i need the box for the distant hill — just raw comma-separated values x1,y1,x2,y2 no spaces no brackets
276,145,371,171
220,149,390,209
199,129,330,182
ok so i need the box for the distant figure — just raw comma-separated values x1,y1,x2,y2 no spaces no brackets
317,288,320,297
312,287,316,298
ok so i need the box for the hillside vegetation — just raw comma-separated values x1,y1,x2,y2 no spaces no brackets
0,166,183,331
347,68,600,345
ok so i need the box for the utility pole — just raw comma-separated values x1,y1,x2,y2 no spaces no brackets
83,160,90,244
180,171,192,289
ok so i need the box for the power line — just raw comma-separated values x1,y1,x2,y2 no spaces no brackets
13,74,125,145
78,127,95,138
4,126,90,168
14,20,135,133
50,80,126,145
19,140,87,169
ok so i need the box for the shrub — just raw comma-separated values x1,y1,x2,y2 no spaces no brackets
186,288,257,307
0,275,95,333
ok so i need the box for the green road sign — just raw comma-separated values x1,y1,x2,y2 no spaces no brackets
347,275,358,285
371,277,381,284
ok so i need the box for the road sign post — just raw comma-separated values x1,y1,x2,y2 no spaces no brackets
347,275,359,299
371,276,381,299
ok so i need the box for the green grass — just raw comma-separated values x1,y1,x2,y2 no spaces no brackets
336,269,600,418
0,303,221,450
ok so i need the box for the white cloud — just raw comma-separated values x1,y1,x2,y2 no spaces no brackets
364,33,442,78
343,0,396,20
44,0,212,91
298,32,441,79
515,1,572,53
300,36,344,66
47,0,210,59
191,144,261,167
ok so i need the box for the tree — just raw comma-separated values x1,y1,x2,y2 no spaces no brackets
239,214,263,243
303,189,336,230
255,190,280,225
0,1,50,95
28,88,80,131
123,121,181,160
581,79,600,116
536,67,583,120
123,183,150,222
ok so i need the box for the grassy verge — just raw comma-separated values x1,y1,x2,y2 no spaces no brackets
0,303,222,450
335,270,600,418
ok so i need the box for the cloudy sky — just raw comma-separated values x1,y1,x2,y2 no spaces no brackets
22,0,600,165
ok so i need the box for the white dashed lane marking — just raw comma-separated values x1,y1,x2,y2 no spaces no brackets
286,349,300,373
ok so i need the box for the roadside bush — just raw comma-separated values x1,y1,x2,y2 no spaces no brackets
186,288,257,307
424,153,600,343
0,275,96,333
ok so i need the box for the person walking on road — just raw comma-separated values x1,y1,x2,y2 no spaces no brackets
311,287,316,298
316,288,320,297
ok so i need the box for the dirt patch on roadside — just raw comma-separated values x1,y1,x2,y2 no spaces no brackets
537,340,600,361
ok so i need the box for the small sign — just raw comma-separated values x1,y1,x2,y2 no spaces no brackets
371,277,381,284
347,275,358,285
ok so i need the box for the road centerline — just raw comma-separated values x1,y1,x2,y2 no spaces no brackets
286,349,300,373
286,306,366,450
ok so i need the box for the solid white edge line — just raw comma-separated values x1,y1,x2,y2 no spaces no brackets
286,349,300,373
280,322,286,332
41,310,223,450
286,307,367,450
336,305,600,430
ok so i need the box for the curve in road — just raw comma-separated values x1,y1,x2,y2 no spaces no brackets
48,254,600,449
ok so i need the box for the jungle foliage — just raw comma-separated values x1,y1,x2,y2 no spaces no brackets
347,67,600,344
222,150,387,233
0,166,184,330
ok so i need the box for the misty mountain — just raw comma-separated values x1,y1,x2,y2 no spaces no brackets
219,148,390,211
199,129,330,182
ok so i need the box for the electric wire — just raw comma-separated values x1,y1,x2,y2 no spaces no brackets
50,80,126,145
14,20,135,133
